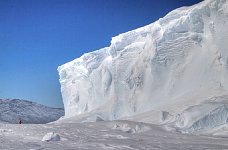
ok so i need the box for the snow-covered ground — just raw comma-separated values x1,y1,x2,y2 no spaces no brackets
0,99,64,124
1,120,228,150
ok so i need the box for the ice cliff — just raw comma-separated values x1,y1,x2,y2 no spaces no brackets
58,0,228,132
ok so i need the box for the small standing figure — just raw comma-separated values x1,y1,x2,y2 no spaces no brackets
19,118,22,124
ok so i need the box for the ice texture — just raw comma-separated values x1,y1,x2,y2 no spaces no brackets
58,0,228,132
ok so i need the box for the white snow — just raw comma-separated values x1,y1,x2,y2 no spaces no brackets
58,0,228,133
112,122,151,134
1,120,228,149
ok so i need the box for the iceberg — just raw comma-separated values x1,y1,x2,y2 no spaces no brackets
58,0,228,132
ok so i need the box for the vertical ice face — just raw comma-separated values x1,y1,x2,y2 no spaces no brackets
58,48,113,117
58,0,228,120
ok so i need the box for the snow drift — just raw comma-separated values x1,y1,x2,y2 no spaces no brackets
58,0,228,132
0,99,64,124
175,95,228,132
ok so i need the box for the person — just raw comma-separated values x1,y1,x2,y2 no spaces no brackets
19,118,22,124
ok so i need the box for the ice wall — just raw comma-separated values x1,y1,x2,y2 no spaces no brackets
58,0,228,123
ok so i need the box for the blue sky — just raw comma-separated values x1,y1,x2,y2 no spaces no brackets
0,0,202,108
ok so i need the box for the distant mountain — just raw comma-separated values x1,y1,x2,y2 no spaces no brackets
0,99,64,124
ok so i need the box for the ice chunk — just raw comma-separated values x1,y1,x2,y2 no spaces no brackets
42,132,61,142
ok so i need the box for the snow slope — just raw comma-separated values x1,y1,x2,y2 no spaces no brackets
58,0,228,132
0,99,64,124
